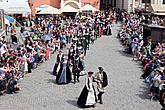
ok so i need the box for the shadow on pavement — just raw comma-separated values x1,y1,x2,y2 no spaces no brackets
136,83,151,100
117,50,152,100
45,70,53,75
66,99,79,108
47,78,56,84
117,50,133,57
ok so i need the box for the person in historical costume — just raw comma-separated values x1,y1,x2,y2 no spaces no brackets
72,55,83,84
94,67,108,104
27,50,33,73
106,22,112,36
79,53,86,76
77,72,97,108
11,27,17,44
60,33,67,49
52,50,64,76
23,54,28,74
56,57,72,84
82,37,87,56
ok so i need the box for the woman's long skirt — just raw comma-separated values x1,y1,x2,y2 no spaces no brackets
11,35,17,43
77,85,96,108
53,63,60,76
56,65,71,84
28,62,32,73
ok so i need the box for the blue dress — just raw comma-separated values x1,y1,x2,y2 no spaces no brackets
58,63,67,84
56,63,71,84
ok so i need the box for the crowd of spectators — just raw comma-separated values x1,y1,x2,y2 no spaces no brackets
0,11,114,95
118,11,165,109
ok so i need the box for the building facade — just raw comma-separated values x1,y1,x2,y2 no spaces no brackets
115,0,165,12
100,0,116,11
29,0,100,16
116,0,140,12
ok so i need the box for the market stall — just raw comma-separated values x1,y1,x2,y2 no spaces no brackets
141,24,165,45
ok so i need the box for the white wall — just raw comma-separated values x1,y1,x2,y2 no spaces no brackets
5,0,28,2
125,0,130,11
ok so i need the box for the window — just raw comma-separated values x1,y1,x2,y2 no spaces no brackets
142,0,151,3
163,0,165,4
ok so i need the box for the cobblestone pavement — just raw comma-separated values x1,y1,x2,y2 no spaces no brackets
0,24,162,110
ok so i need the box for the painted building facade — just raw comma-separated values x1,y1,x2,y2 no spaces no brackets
29,0,100,16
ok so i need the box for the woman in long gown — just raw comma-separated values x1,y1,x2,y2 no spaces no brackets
106,22,112,36
56,58,72,84
77,72,97,108
53,50,64,76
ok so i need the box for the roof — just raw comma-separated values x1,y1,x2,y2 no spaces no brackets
36,6,59,14
79,4,99,12
0,2,31,14
148,4,165,12
153,12,165,16
60,5,78,13
140,23,165,29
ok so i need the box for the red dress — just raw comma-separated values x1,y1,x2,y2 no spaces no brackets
99,26,103,37
45,48,49,60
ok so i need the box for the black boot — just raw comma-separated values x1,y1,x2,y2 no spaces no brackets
100,96,103,104
97,93,101,102
0,91,3,95
98,92,104,104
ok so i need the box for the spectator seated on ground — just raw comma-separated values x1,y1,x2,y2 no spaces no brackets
7,72,20,94
118,12,165,108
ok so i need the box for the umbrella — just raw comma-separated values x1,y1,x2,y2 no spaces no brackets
4,18,10,25
5,15,15,23
41,34,52,41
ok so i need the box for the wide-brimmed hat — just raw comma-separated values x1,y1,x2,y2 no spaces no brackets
98,67,103,71
59,50,62,52
88,71,94,74
156,67,164,74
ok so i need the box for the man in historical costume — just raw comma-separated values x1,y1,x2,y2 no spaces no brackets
81,37,87,56
94,67,108,104
83,28,90,50
52,50,64,76
72,54,80,84
60,32,67,49
77,71,97,108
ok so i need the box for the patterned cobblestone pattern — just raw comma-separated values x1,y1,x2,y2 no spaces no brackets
0,24,161,110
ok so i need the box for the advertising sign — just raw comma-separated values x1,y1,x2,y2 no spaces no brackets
0,9,5,35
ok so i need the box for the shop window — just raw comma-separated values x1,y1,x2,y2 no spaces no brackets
163,0,165,4
142,0,151,3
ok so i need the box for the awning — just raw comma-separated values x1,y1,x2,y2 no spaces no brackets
147,4,165,13
0,2,31,14
60,5,78,13
153,12,165,16
35,4,53,12
79,4,99,12
36,6,60,14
